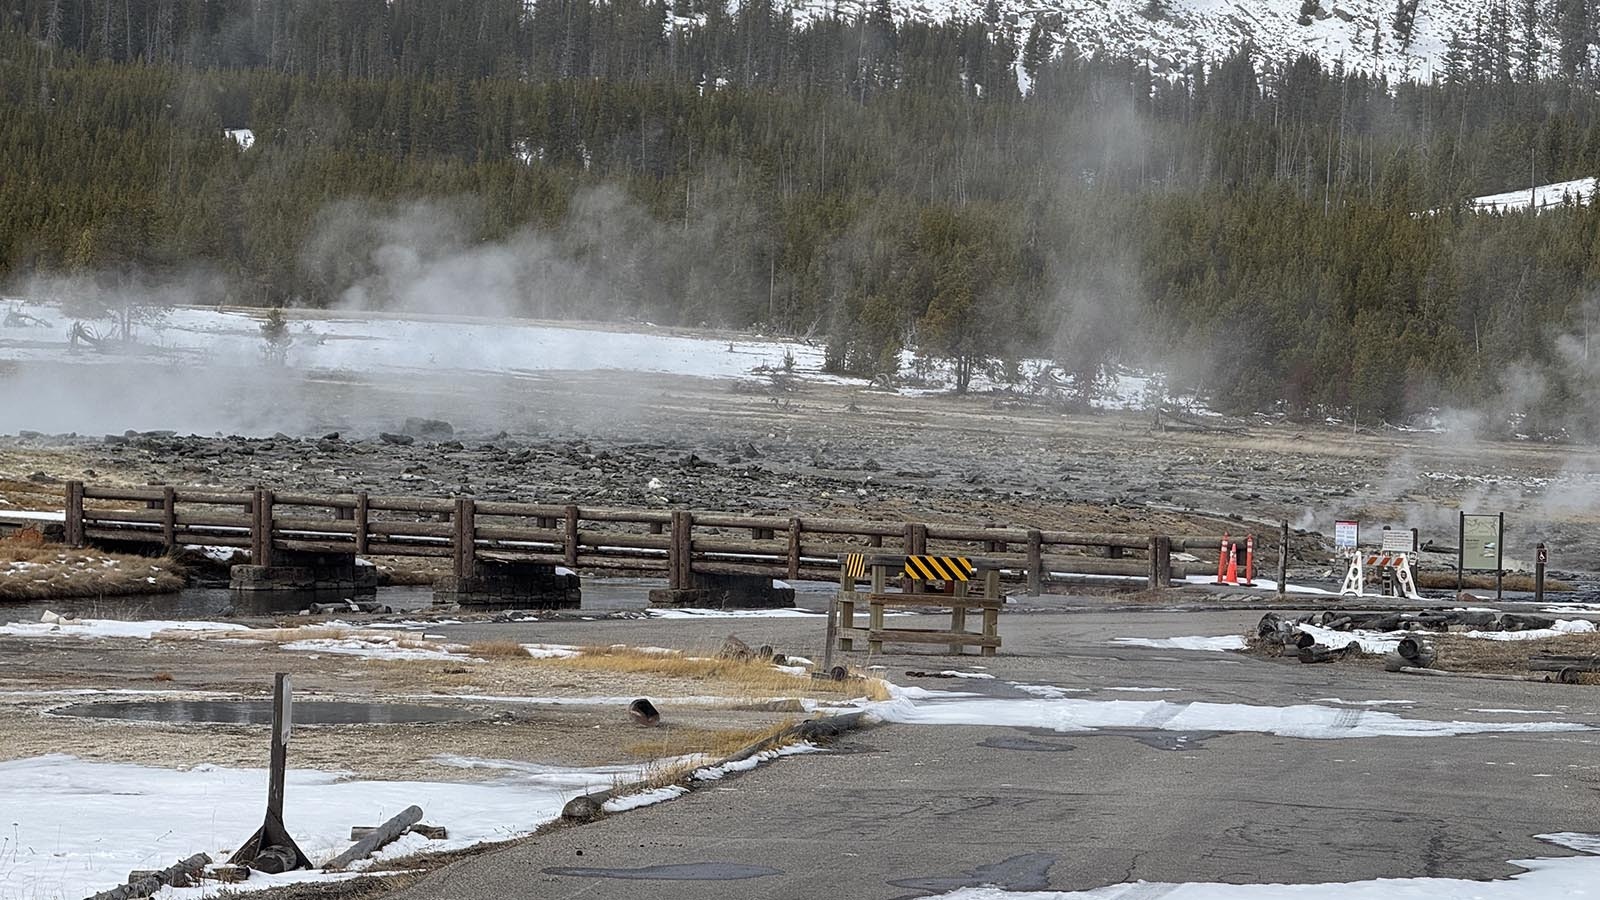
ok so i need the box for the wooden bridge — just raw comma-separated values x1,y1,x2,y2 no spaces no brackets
60,480,1258,600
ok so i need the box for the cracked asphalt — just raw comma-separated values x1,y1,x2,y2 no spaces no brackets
387,604,1600,899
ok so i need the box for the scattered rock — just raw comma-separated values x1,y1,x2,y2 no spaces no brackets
718,635,753,661
379,432,415,446
402,417,454,439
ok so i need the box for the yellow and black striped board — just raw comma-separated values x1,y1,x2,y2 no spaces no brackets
844,553,868,579
904,555,974,582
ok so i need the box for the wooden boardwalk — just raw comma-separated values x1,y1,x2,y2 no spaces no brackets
61,480,1244,591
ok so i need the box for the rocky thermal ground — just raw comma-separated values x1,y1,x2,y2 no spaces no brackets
4,371,1597,576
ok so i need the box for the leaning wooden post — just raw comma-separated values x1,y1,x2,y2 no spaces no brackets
160,486,177,554
64,480,84,547
1026,530,1043,596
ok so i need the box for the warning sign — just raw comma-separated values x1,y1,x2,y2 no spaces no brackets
903,555,975,582
1334,520,1358,550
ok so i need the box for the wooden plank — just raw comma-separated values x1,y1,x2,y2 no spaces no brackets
692,513,791,530
83,486,165,502
864,595,1004,609
172,490,255,505
274,492,358,509
365,521,455,539
82,508,167,525
365,496,456,514
471,524,565,543
363,542,453,558
857,629,1001,647
924,524,1031,543
173,512,253,528
65,480,84,546
274,539,360,555
272,517,360,535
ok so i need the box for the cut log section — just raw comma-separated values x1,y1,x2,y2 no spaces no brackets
324,805,424,871
86,853,210,900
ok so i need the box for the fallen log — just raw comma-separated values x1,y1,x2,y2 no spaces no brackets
1298,641,1358,664
1500,614,1557,632
349,823,448,841
86,853,210,900
1397,636,1436,667
1528,655,1600,673
324,805,423,871
1397,666,1577,684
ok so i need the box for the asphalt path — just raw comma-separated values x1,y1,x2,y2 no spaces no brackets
390,603,1600,899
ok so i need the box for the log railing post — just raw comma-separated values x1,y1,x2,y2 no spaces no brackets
65,480,84,547
787,517,802,581
1026,529,1043,596
453,498,476,578
668,510,694,590
253,489,275,567
563,504,579,567
1148,535,1172,590
354,492,370,556
161,485,176,554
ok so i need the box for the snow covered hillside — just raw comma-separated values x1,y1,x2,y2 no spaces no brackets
790,0,1495,81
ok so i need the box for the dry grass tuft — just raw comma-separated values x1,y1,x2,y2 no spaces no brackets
1430,631,1600,682
1416,570,1573,592
468,640,533,658
0,533,185,601
521,644,891,700
151,671,174,682
622,719,798,761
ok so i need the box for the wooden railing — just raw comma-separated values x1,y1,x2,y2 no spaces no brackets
63,481,1248,592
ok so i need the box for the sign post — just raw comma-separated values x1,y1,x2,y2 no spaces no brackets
1535,543,1548,605
229,673,310,874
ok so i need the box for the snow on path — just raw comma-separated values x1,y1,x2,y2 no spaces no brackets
863,684,1590,740
0,618,251,640
0,754,655,900
1110,635,1247,651
920,832,1600,899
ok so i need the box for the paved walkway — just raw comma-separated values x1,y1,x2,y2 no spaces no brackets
391,609,1600,899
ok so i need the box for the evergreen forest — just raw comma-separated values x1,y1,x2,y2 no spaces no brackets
5,0,1600,436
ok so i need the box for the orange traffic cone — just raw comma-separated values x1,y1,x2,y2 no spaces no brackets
1215,535,1230,584
1243,534,1255,586
1224,543,1239,584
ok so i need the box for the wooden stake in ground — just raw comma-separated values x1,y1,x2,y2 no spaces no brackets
228,673,311,874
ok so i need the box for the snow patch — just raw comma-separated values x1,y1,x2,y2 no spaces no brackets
1109,635,1246,651
602,785,689,812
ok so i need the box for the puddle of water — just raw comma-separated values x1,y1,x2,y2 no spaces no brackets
542,863,783,880
979,736,1076,752
888,853,1055,892
52,699,480,725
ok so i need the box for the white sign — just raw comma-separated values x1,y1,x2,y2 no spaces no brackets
1334,520,1358,550
1381,529,1414,553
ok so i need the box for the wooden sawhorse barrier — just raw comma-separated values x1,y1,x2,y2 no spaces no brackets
831,553,1003,656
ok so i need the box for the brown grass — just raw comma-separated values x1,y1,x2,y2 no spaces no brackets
1416,571,1573,592
0,532,185,600
523,644,893,701
622,718,798,761
1430,631,1600,682
467,640,533,658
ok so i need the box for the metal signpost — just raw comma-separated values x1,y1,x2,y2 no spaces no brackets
1535,543,1548,605
1459,512,1505,599
230,673,311,873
